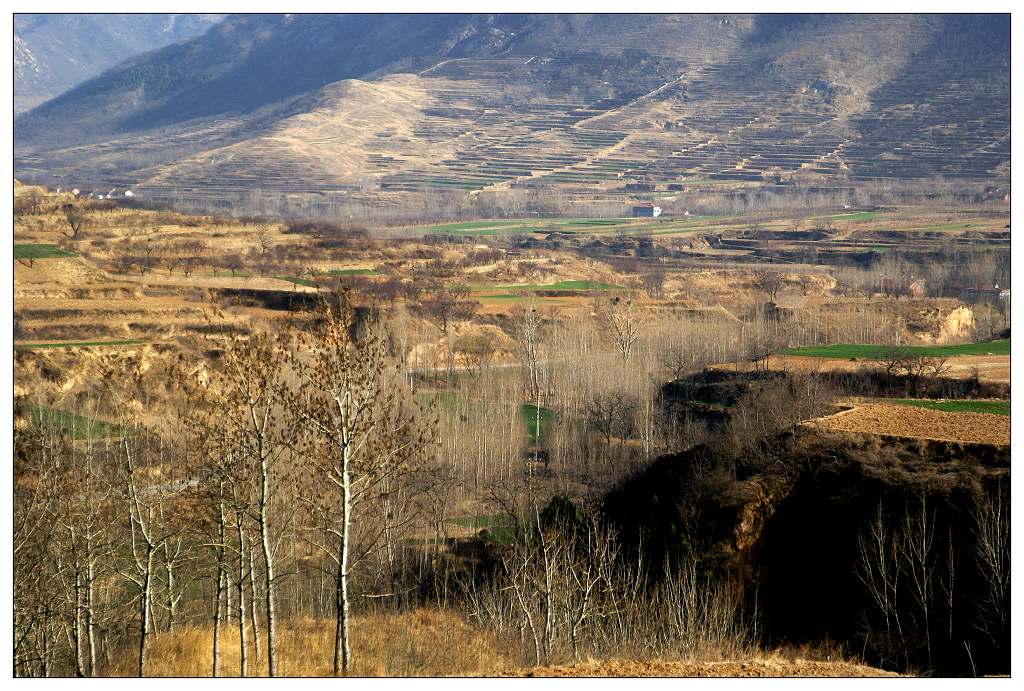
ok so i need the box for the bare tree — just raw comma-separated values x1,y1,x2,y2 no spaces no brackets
194,324,297,677
254,226,274,260
751,270,784,303
62,204,86,240
596,293,644,361
454,331,498,377
857,504,905,668
420,285,479,386
512,301,545,400
972,482,1009,648
105,416,184,677
585,391,637,451
879,350,950,397
284,294,434,676
642,269,667,299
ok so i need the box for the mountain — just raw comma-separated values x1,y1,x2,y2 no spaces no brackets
14,14,1010,211
14,13,224,114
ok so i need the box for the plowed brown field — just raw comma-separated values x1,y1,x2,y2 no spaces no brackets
503,658,900,677
809,403,1009,445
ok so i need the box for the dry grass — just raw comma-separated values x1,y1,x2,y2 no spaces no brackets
500,656,901,677
105,609,510,677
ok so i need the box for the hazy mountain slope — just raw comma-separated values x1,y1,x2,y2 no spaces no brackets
13,14,1009,205
15,13,747,146
13,13,224,114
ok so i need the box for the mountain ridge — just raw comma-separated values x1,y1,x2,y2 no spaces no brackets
14,13,1009,212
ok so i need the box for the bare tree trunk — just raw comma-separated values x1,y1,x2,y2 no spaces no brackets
333,449,353,676
138,548,154,678
247,539,262,664
86,561,97,677
258,467,277,677
237,523,248,678
212,569,224,677
212,499,227,678
164,546,177,633
73,569,85,677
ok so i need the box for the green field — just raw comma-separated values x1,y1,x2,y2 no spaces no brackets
208,270,252,278
492,279,619,292
274,275,318,288
14,339,145,350
781,339,1010,359
416,390,469,410
14,244,76,260
325,268,379,276
418,393,551,443
450,514,517,544
891,399,1010,415
825,211,884,222
406,214,764,237
521,403,554,444
31,406,123,439
413,217,637,236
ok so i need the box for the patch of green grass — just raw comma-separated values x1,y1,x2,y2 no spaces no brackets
274,275,318,288
14,244,76,260
416,391,467,409
476,293,531,301
781,339,1009,359
14,339,144,350
826,211,883,222
521,403,554,444
890,399,1010,415
416,217,637,236
208,270,252,278
31,406,123,439
450,514,517,544
325,268,379,276
494,280,619,292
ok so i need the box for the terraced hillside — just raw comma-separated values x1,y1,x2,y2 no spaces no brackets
14,14,1009,211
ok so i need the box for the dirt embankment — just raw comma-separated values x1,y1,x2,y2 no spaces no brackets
504,658,900,677
809,403,1009,446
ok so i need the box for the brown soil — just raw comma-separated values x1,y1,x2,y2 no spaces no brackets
502,658,901,677
809,403,1009,445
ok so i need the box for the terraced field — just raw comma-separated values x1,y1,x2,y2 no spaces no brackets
781,339,1010,359
14,243,76,259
